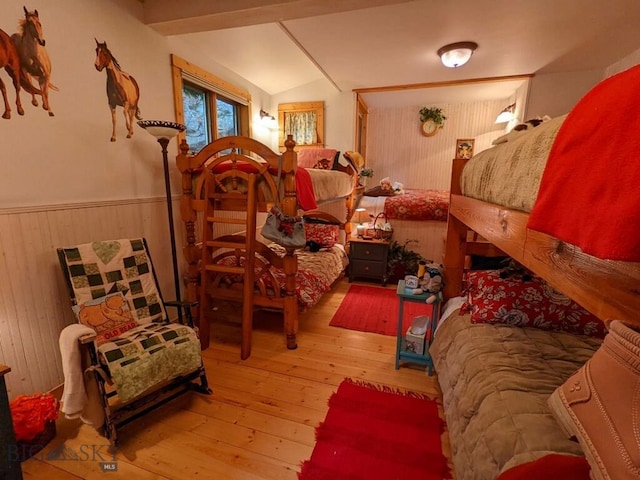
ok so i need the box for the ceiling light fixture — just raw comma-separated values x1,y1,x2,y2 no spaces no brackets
437,41,478,68
495,103,516,123
260,109,275,121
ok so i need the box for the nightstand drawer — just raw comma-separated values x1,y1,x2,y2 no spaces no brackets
350,259,386,278
350,242,388,261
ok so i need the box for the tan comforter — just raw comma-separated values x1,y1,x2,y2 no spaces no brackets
430,310,602,480
460,115,567,212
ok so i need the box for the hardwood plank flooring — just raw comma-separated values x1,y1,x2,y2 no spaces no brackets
21,277,453,479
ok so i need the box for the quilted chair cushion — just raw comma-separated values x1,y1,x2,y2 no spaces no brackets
60,239,167,324
98,322,201,403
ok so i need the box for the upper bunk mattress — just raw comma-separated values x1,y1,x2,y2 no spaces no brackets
306,168,353,203
460,115,567,212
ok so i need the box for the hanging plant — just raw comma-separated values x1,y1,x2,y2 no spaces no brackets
419,107,447,126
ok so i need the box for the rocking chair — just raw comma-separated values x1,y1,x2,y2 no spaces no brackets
57,238,211,448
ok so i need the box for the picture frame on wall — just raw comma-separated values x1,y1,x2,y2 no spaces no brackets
455,139,475,159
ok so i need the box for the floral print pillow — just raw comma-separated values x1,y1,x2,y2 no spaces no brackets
304,223,339,249
462,269,607,338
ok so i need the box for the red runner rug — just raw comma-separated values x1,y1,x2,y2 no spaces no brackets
329,285,433,336
299,379,451,480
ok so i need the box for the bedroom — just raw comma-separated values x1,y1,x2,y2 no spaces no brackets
1,0,639,478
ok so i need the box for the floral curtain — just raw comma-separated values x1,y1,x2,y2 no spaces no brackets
284,112,318,145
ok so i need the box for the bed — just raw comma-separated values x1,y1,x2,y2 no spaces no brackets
437,65,640,478
176,135,359,357
358,188,450,261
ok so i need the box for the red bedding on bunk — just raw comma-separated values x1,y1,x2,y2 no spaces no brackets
382,189,449,221
212,162,317,210
528,64,640,262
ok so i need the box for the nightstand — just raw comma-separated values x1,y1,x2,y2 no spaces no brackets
348,238,390,285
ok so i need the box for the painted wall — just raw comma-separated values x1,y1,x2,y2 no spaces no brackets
0,0,272,398
526,69,604,119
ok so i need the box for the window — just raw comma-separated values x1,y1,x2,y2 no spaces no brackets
278,101,324,150
171,55,250,153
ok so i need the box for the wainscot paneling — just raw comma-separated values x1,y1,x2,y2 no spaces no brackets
0,198,181,398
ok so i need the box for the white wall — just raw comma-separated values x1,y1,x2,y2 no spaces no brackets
270,78,354,153
0,0,273,398
526,69,604,119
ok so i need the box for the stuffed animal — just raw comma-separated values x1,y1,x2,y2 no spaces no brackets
419,262,445,304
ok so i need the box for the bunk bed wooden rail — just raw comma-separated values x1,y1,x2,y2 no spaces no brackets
443,158,640,326
176,135,299,351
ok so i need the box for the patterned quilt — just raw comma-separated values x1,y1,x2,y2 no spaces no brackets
217,244,348,309
360,189,449,221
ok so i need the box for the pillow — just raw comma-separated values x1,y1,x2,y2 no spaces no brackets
297,148,339,169
304,223,339,249
73,292,138,345
462,269,607,338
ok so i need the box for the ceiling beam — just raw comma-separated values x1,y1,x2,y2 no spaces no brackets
141,0,415,35
353,74,536,94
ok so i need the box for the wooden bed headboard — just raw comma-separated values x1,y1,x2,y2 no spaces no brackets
444,158,640,327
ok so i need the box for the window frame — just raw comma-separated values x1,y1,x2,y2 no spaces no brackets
171,54,251,152
278,101,324,150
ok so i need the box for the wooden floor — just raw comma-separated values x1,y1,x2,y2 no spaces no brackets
21,277,453,479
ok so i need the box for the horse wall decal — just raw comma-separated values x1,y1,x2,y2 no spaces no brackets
11,6,57,117
94,39,142,142
0,28,25,119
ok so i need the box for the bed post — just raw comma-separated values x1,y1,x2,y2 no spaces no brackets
176,139,208,349
443,158,469,300
282,135,299,350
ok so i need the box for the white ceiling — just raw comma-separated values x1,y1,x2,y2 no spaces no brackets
138,0,640,107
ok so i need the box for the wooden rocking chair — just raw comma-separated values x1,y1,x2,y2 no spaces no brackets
57,238,211,448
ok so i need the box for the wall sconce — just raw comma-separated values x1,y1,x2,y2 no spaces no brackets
354,208,369,237
437,41,478,68
495,103,516,123
260,109,275,121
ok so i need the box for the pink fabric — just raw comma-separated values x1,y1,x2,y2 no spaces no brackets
528,64,640,261
297,148,338,169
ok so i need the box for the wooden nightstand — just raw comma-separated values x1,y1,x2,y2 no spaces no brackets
348,238,390,285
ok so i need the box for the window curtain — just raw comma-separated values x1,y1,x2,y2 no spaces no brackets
284,112,318,145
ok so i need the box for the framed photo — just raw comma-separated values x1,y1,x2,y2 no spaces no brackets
456,139,475,159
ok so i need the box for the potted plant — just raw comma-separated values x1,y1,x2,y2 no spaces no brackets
386,240,427,284
359,167,374,187
419,107,447,137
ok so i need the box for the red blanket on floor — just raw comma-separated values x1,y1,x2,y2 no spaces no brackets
528,64,640,262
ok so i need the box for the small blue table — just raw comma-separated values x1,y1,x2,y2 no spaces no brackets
395,280,440,375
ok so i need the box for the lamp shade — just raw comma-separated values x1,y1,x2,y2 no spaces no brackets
495,103,516,124
137,120,185,140
354,208,369,236
437,42,478,68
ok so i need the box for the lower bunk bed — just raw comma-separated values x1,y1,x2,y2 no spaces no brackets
438,65,640,479
176,135,358,357
357,188,449,262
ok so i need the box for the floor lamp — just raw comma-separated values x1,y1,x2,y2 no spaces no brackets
138,120,186,322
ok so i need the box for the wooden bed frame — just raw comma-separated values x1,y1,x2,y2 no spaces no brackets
443,158,640,326
176,135,359,356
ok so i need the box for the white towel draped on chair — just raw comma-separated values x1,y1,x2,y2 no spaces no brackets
59,324,105,428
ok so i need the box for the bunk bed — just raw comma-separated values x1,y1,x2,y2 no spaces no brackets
358,188,449,260
176,135,359,358
434,65,640,479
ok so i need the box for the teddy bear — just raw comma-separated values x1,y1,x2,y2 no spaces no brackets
419,261,445,304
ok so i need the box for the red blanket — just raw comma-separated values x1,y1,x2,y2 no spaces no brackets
528,64,640,262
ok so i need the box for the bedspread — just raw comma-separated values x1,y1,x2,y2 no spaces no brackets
460,115,566,212
359,189,449,221
218,244,348,310
430,310,601,480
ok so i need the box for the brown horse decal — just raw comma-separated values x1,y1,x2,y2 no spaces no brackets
0,28,25,119
12,6,57,117
94,39,142,142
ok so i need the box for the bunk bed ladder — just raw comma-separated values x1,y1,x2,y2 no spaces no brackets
201,172,259,359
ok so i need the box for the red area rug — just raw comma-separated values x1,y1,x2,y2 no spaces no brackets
299,379,451,480
329,285,433,336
